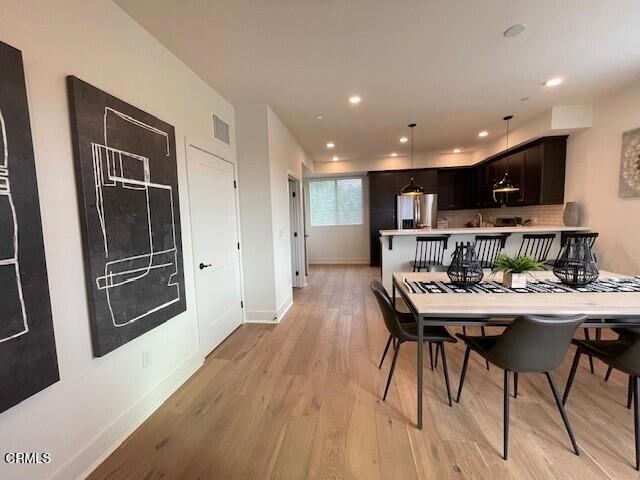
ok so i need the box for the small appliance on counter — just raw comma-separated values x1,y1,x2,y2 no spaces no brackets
395,193,437,230
495,216,524,227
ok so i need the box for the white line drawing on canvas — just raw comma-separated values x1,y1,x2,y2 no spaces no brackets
91,108,180,328
0,108,29,344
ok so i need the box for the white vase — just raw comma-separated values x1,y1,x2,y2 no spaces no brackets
503,272,527,288
563,202,580,227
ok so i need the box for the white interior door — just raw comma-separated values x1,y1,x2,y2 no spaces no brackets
187,146,243,356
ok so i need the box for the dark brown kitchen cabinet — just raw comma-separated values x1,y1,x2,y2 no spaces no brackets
368,172,396,211
476,136,567,207
438,168,474,210
476,158,506,207
369,211,395,268
367,168,438,266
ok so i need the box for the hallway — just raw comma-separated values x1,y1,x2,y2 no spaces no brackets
91,265,638,479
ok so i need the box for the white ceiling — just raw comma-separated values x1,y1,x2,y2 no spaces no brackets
115,0,640,163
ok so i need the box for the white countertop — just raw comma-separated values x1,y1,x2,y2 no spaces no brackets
379,225,590,236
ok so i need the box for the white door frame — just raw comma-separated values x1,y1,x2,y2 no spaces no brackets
288,172,306,288
185,138,246,356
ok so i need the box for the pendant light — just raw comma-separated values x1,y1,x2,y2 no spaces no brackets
492,115,520,200
400,123,425,196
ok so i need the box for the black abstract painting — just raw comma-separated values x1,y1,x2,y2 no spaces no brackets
0,40,59,414
67,77,186,357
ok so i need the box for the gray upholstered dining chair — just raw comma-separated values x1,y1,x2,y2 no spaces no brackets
370,280,457,406
455,314,586,460
563,328,640,470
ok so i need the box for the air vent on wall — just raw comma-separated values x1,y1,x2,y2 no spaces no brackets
213,114,230,145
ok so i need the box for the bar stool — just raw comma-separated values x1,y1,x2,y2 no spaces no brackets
456,314,586,460
370,281,457,406
410,235,450,272
474,233,511,269
559,231,598,251
563,329,640,470
517,233,556,263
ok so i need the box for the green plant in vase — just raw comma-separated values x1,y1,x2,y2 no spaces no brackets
492,253,545,288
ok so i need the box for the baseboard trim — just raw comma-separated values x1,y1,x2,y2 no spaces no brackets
309,258,369,265
245,309,278,323
276,296,293,321
50,352,203,480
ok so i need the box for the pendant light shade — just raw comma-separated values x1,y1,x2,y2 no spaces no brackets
492,115,520,197
401,123,425,196
493,173,520,193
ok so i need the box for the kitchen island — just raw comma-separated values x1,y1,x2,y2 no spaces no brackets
379,225,590,291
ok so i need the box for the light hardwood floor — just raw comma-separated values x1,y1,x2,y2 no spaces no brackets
90,265,639,479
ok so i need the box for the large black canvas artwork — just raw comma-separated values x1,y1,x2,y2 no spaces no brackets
0,41,59,414
67,77,186,357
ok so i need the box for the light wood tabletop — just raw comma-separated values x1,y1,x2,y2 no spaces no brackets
392,269,640,429
393,270,640,319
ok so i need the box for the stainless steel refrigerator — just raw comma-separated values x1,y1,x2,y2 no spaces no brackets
395,194,438,230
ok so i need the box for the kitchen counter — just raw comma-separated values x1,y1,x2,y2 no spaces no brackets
380,225,590,236
379,224,591,292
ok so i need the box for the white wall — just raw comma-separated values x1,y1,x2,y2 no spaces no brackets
236,105,277,320
0,1,236,479
304,176,370,264
236,105,313,321
565,80,640,274
266,107,311,314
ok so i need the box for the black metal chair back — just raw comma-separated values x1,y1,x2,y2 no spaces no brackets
517,233,556,262
411,235,449,271
487,314,586,372
370,281,411,342
560,231,598,249
556,231,599,266
473,233,510,268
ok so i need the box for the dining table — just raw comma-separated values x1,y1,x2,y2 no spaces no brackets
392,270,640,429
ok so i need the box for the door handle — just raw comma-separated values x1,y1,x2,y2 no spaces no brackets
199,262,212,270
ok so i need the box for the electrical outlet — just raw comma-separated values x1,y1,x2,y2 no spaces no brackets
142,351,152,368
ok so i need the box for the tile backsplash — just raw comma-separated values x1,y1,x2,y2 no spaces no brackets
438,204,566,228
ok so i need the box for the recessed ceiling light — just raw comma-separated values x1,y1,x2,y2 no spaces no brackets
332,155,339,161
326,142,335,149
453,148,461,153
400,136,408,143
348,95,362,104
478,131,489,138
503,24,527,38
315,114,324,120
390,152,398,157
544,78,563,87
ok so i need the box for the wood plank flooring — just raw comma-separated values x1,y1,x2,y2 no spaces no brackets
90,265,639,479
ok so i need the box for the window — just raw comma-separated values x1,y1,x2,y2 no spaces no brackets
309,177,363,226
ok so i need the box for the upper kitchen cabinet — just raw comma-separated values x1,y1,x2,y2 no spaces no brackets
476,136,567,207
369,168,437,213
368,172,397,212
505,137,566,206
438,167,474,210
476,158,506,207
